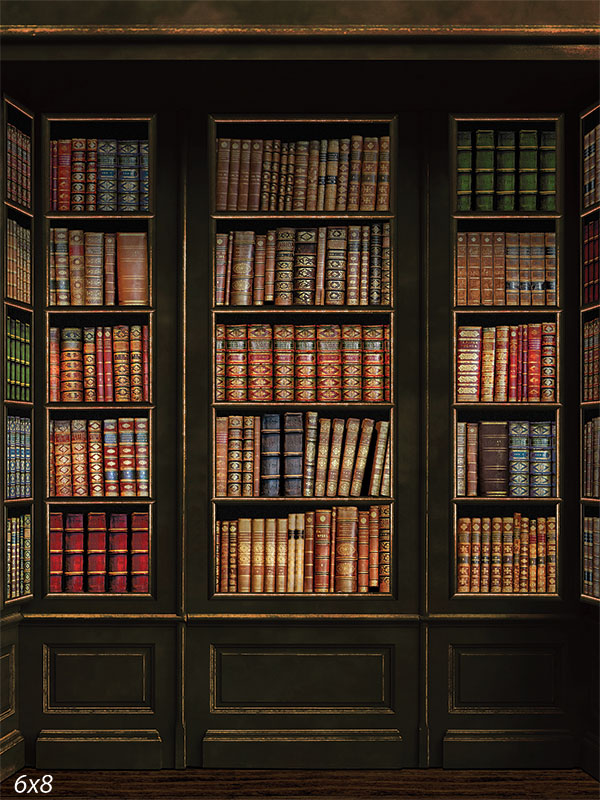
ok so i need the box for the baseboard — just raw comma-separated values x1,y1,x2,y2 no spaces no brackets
36,729,162,770
443,729,577,769
202,728,403,768
0,730,25,781
581,732,599,780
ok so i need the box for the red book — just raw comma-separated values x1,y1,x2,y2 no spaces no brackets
103,326,114,402
215,138,231,212
49,511,64,593
314,509,331,593
358,509,370,593
49,327,60,402
508,325,519,402
87,512,107,593
95,327,105,401
456,232,467,306
492,325,509,403
108,513,129,592
64,513,84,592
226,139,241,211
104,233,116,306
220,520,230,592
130,511,150,593
248,139,264,212
369,505,380,589
142,324,150,402
316,324,342,402
103,419,119,495
88,419,105,496
50,140,58,210
247,324,273,402
456,326,482,402
303,510,315,592
527,323,542,402
467,233,481,305
236,139,251,211
480,232,494,305
520,325,528,402
57,139,72,211
129,325,144,402
53,419,73,497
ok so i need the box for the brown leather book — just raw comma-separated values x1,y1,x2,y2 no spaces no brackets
302,411,319,497
479,421,509,496
264,518,276,593
259,140,272,211
347,135,363,211
380,436,392,497
346,225,361,306
470,516,481,592
215,138,231,212
491,517,503,593
88,419,104,497
368,420,389,496
314,417,331,497
236,139,251,211
226,416,244,497
283,412,304,497
71,419,89,496
368,505,380,589
294,513,305,593
342,324,362,403
53,419,73,496
251,518,265,592
286,513,296,592
104,232,116,306
350,418,375,497
335,138,350,211
214,324,226,402
230,230,255,306
226,139,241,211
116,232,148,305
378,504,391,592
480,232,494,305
268,140,281,211
264,230,276,303
337,418,361,496
293,140,309,211
293,228,317,305
68,229,85,305
303,511,315,593
247,323,272,402
274,227,295,306
84,231,104,305
242,416,255,497
329,508,337,592
360,137,379,211
456,232,467,306
376,135,390,211
493,325,510,402
326,419,345,497
314,509,331,593
324,139,339,211
456,326,482,402
466,422,479,496
237,518,251,593
457,517,471,592
214,232,228,306
358,509,370,593
275,517,288,593
315,226,327,305
306,140,320,212
228,520,238,593
335,506,358,593
252,234,266,305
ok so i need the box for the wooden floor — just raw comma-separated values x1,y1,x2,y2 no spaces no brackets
1,769,598,799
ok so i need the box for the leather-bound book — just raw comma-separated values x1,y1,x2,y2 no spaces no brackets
528,518,538,592
50,139,58,210
251,518,265,592
130,511,149,593
54,228,70,305
71,419,89,496
325,227,347,306
88,419,105,496
48,227,57,305
60,326,83,402
544,232,557,306
306,140,320,212
53,420,72,496
215,138,231,212
226,139,241,211
480,517,491,592
501,517,514,592
341,324,362,403
368,505,380,589
329,508,337,592
316,324,342,402
456,326,482,402
104,232,116,305
275,517,288,593
357,509,370,593
236,139,251,211
294,513,305,593
492,325,509,402
381,437,391,497
362,325,385,402
218,521,229,592
273,324,294,402
350,418,375,497
284,142,296,212
479,421,508,496
335,506,358,593
49,511,64,592
215,417,229,496
103,326,114,402
274,227,295,306
68,229,85,305
360,137,379,211
49,327,60,402
232,519,244,592
376,135,390,211
546,515,557,593
378,505,391,592
278,142,289,212
508,420,529,497
283,412,303,497
253,416,261,496
113,325,131,402
264,518,276,593
259,140,272,211
293,228,317,305
302,411,319,497
530,232,546,306
252,234,266,305
87,511,107,593
303,511,315,592
295,325,317,403
57,139,72,211
345,225,361,306
457,517,471,592
470,517,481,592
103,419,119,496
214,233,228,306
117,418,136,496
83,231,104,305
314,226,327,305
507,326,519,402
347,135,363,211
490,517,502,593
268,140,281,211
527,323,542,402
512,513,521,592
264,230,276,303
326,419,345,497
260,413,280,497
334,138,350,211
381,222,391,306
466,233,480,306
480,232,494,305
529,421,553,498
247,324,273,402
519,516,529,592
85,138,98,212
129,325,143,402
536,515,546,593
492,232,506,305
324,139,339,212
504,232,519,306
241,416,255,498
519,325,528,401
314,417,331,497
82,327,97,402
226,416,243,497
116,232,149,306
541,322,556,402
64,513,85,592
368,420,389,496
456,232,467,306
464,422,479,496
134,418,149,496
518,232,532,305
338,418,361,496
314,510,331,593
233,519,248,593
293,140,309,211
286,514,297,592
214,324,226,402
358,225,370,306
225,324,247,402
230,230,255,306
456,421,467,496
108,513,128,593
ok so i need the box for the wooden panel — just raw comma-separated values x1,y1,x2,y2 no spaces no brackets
443,729,577,769
0,646,15,720
0,730,25,782
36,729,162,770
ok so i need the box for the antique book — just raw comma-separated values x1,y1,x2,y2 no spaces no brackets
456,326,481,402
260,413,281,497
479,421,508,496
283,412,304,497
316,324,342,402
314,509,331,593
64,513,85,592
326,419,345,497
108,513,128,593
368,420,389,496
49,511,64,593
337,418,361,496
335,506,358,593
87,511,107,593
302,411,319,497
350,418,375,497
116,232,149,305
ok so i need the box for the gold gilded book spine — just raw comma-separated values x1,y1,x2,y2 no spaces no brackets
286,513,296,592
470,516,481,592
490,517,502,593
215,138,230,212
237,139,251,211
544,232,556,306
284,141,295,212
315,226,327,305
294,513,305,593
537,515,546,593
293,140,309,212
268,140,281,211
253,416,261,497
214,231,229,305
519,516,529,593
492,232,506,306
513,512,521,591
251,517,265,592
224,231,234,305
71,419,89,497
336,138,350,211
228,520,238,592
480,327,495,403
242,416,255,497
480,517,491,592
253,234,266,305
237,519,251,593
230,230,255,306
293,228,317,306
466,233,480,306
541,321,556,402
546,515,556,593
314,417,331,497
368,505,379,589
316,324,342,403
351,418,375,497
456,326,482,403
218,521,229,592
306,140,320,212
530,231,546,306
457,517,471,593
88,419,105,496
480,232,494,306
117,417,136,497
378,504,391,593
368,223,382,306
326,419,345,497
264,518,276,593
368,420,389,496
329,508,336,592
376,136,390,212
259,140,272,212
113,325,131,402
325,227,347,306
225,324,247,402
129,325,143,402
362,325,385,402
295,325,317,403
381,437,391,497
493,325,510,402
54,227,70,305
360,137,379,211
274,227,294,306
214,324,226,402
346,225,361,306
83,327,97,402
84,231,104,305
324,139,339,212
529,518,537,593
278,142,288,213
505,232,520,306
337,418,361,497
264,230,276,303
275,516,288,593
68,229,85,306
303,411,319,497
54,419,73,496
358,509,370,593
519,232,532,306
314,509,331,593
215,416,229,496
456,422,467,496
60,327,83,402
359,225,370,305
466,422,478,496
304,511,315,592
342,324,362,403
347,135,363,211
502,516,514,593
226,139,241,211
227,416,244,497
335,506,358,593
456,232,467,306
273,324,294,402
381,222,391,306
248,324,273,402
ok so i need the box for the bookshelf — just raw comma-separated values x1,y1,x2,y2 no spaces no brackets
579,102,600,605
210,116,396,597
450,114,563,599
2,95,34,608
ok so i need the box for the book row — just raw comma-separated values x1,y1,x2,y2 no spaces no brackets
49,417,149,498
216,135,390,213
49,325,150,403
215,506,391,594
456,231,556,307
49,511,149,594
582,515,600,599
216,323,390,403
583,123,600,209
583,318,599,402
6,122,31,209
215,413,391,499
456,420,557,498
216,224,391,307
582,217,599,305
50,138,149,212
49,229,149,306
456,127,556,212
5,316,31,402
4,513,32,601
583,417,600,498
456,514,557,594
6,217,31,304
456,323,557,404
5,415,31,499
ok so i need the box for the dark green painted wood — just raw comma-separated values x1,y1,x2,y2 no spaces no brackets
36,730,162,770
443,729,577,769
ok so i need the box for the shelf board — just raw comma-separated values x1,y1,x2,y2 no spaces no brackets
46,497,153,504
452,592,559,598
47,306,154,314
454,307,560,314
581,201,600,218
453,212,561,220
4,498,33,505
581,497,600,503
213,496,392,503
43,592,152,599
212,211,394,220
213,306,392,314
47,403,154,411
3,593,34,605
46,212,154,220
580,594,600,606
213,402,393,410
4,298,33,313
4,199,33,217
580,302,600,313
454,402,561,408
581,401,600,408
4,399,33,408
212,591,392,598
453,497,561,503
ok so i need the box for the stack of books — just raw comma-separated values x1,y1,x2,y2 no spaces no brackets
583,318,599,402
583,417,600,497
582,515,600,598
6,415,31,499
4,512,32,600
6,218,31,304
582,216,599,304
6,122,31,208
5,316,31,402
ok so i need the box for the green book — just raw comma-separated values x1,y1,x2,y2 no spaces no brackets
518,129,538,211
538,129,556,211
475,129,494,211
456,129,472,211
496,131,516,211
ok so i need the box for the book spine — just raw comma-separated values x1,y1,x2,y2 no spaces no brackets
103,419,119,496
116,232,149,306
251,518,265,592
68,229,85,306
295,325,317,403
134,418,149,496
324,139,339,212
519,129,538,212
237,140,251,211
303,511,315,593
368,223,382,306
490,517,502,593
456,326,482,402
215,138,230,212
71,419,89,496
545,232,557,306
495,131,516,211
64,513,84,592
293,140,309,211
527,323,542,402
337,418,361,497
362,325,385,402
53,419,72,496
316,324,342,403
259,140,272,212
57,139,72,211
479,421,508,497
326,419,345,497
540,322,556,402
456,232,467,306
268,140,281,211
302,412,319,497
85,138,98,212
225,324,247,402
108,514,128,592
103,233,116,306
480,233,494,305
87,511,107,593
273,324,294,402
325,227,347,306
252,234,266,305
265,517,276,593
306,140,319,212
493,325,509,402
335,506,358,593
242,416,255,498
378,505,391,592
360,137,379,211
113,325,131,402
83,231,104,305
274,227,294,306
117,418,136,496
286,514,296,591
456,130,472,211
350,418,375,497
314,510,331,593
470,517,481,592
509,420,530,498
129,325,144,402
227,416,244,498
457,517,471,592
275,517,288,592
480,517,491,592
283,412,303,497
88,419,105,496
260,413,280,497
247,323,273,403
314,417,331,497
368,420,390,496
49,512,64,592
475,129,494,211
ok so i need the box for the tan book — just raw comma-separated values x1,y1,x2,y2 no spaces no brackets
337,418,361,496
294,513,305,593
350,418,375,497
116,232,149,305
237,518,251,593
286,513,297,592
314,417,331,497
335,506,358,593
326,419,345,497
275,517,288,593
368,420,389,496
251,518,265,592
457,517,471,592
264,518,276,593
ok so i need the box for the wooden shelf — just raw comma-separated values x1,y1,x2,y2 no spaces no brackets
46,497,153,504
43,592,152,599
452,592,560,598
213,496,392,503
212,211,393,220
212,591,393,598
4,498,33,505
47,306,154,314
581,201,600,218
4,198,33,217
453,212,561,220
213,306,392,314
453,402,561,409
46,212,153,220
3,399,33,408
46,403,154,411
453,497,561,503
213,402,394,410
4,298,33,312
454,307,560,314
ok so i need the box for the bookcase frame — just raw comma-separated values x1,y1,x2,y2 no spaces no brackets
1,94,35,609
579,101,600,606
449,112,565,601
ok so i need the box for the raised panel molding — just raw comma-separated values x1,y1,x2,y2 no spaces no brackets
36,729,162,770
0,730,25,781
448,644,562,714
443,729,577,769
0,645,16,722
43,644,154,714
210,645,393,714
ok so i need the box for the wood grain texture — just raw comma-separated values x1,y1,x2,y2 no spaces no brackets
1,769,598,799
